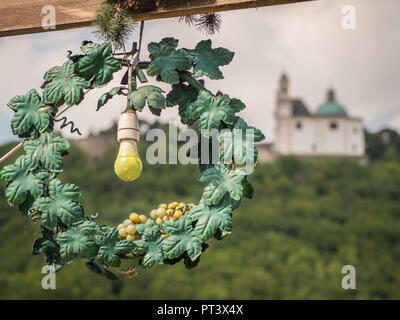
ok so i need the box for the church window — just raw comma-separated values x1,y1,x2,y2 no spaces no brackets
330,121,338,130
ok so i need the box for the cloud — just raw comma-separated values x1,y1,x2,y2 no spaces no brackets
0,0,399,146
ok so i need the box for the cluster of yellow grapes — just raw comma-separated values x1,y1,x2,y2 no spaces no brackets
117,213,148,241
149,202,195,226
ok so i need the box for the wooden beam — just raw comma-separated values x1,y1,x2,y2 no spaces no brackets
0,0,315,37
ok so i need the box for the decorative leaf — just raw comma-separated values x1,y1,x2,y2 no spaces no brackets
33,179,83,228
187,90,235,131
242,177,254,199
75,43,122,87
219,117,265,166
190,201,232,241
57,221,99,262
18,194,36,216
97,86,126,111
23,133,70,174
148,37,179,59
135,219,158,235
96,227,135,267
199,164,247,205
230,98,246,113
166,82,199,125
133,227,163,268
33,227,64,271
8,89,51,137
0,156,47,205
187,40,234,80
43,60,90,106
128,85,166,114
161,215,202,261
233,117,265,142
147,38,192,84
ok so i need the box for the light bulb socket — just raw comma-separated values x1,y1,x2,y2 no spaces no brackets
117,110,140,143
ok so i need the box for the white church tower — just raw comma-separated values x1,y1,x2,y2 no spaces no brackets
274,73,365,157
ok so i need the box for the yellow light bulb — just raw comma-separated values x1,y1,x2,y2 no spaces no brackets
114,139,142,182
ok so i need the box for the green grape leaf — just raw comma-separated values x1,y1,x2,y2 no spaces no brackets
233,117,265,142
97,86,126,111
128,85,166,114
133,227,163,268
135,219,158,235
148,37,179,59
187,40,234,80
199,164,247,205
190,202,233,241
166,82,199,125
96,227,135,267
8,89,52,137
43,60,90,106
18,194,35,216
242,177,254,199
187,91,235,131
33,179,84,228
33,227,64,271
75,43,122,87
0,156,47,205
219,117,265,166
161,215,202,261
23,133,70,174
147,38,192,84
230,98,246,113
57,221,99,262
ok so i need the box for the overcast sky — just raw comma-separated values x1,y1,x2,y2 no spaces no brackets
0,0,399,145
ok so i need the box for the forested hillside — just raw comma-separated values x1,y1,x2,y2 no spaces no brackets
0,128,399,299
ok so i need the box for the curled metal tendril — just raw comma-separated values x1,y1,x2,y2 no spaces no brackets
54,117,82,136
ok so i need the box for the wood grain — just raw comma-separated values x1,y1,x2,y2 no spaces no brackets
0,0,315,37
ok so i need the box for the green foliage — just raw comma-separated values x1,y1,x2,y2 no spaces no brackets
23,133,70,174
219,117,265,165
92,1,136,49
33,179,83,228
57,221,99,261
187,90,235,130
32,227,64,271
128,85,166,115
0,156,47,205
187,39,234,80
146,38,192,84
190,201,232,241
43,60,90,106
97,86,126,111
166,82,199,125
133,227,164,268
199,165,247,205
75,42,122,87
0,37,266,282
8,89,52,137
161,215,203,261
96,227,135,267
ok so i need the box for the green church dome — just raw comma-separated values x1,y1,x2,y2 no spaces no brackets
315,88,348,117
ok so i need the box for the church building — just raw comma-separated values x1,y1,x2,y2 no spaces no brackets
274,73,365,158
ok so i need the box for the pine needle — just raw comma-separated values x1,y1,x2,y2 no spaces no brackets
93,1,136,50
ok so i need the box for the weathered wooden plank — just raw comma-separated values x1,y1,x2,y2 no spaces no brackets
0,0,315,37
